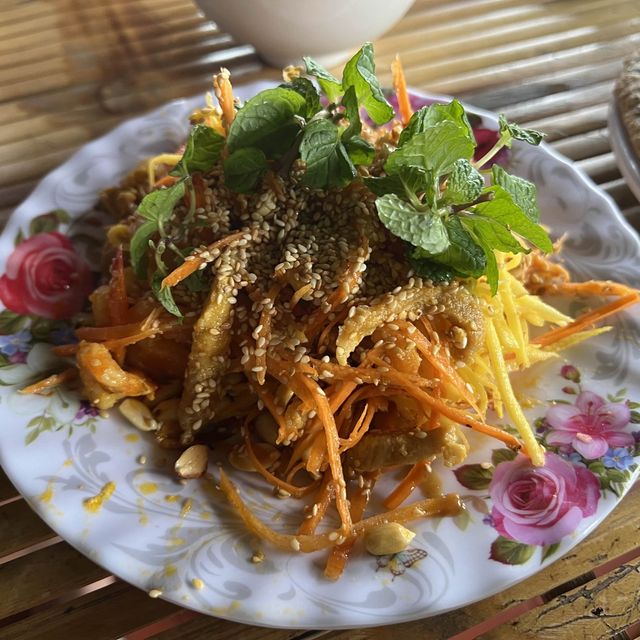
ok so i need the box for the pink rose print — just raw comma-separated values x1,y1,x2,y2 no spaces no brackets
545,391,634,459
489,452,600,546
0,232,93,320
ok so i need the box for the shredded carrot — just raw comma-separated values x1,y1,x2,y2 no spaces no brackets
383,461,429,510
161,231,246,289
53,327,161,357
533,292,640,348
298,472,334,535
405,319,480,413
219,468,462,553
391,55,413,126
366,356,522,449
317,307,348,354
154,175,179,188
536,280,638,298
298,375,353,532
325,471,379,580
20,368,77,395
213,67,236,130
243,423,317,498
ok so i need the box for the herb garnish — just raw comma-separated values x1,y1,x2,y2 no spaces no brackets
131,42,551,315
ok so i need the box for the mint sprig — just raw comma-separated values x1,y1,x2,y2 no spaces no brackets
371,99,550,293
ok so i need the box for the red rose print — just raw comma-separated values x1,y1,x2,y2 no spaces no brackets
0,232,93,319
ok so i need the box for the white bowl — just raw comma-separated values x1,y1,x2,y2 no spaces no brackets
195,0,415,69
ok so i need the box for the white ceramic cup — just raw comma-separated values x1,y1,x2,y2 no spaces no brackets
195,0,415,69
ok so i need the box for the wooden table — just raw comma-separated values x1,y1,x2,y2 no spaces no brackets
1,0,640,638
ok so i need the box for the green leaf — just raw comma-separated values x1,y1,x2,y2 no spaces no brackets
364,167,428,198
414,216,486,278
151,272,183,319
223,147,268,193
385,121,475,178
299,119,356,189
443,159,484,205
25,427,41,445
137,180,185,223
462,219,500,294
344,136,374,165
491,448,518,465
183,269,211,293
498,114,544,147
171,124,225,176
341,86,362,140
129,220,157,279
491,165,540,222
226,87,306,152
463,215,528,256
399,99,475,146
341,42,393,125
375,194,449,254
28,209,70,236
541,542,561,562
0,310,31,334
303,57,342,102
490,536,536,565
281,77,321,119
408,253,458,284
472,186,553,252
452,463,493,490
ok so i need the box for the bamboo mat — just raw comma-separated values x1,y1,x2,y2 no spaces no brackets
1,0,640,638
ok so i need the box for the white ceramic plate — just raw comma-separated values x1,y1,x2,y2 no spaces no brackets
0,84,639,630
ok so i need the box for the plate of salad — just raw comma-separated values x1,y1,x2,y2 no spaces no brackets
0,45,639,629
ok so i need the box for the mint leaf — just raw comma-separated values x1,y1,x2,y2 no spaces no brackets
399,99,474,146
137,180,186,223
341,86,362,140
491,165,540,222
409,252,458,283
300,119,355,189
490,536,535,565
344,136,374,165
443,159,484,204
472,186,552,252
152,271,183,319
171,124,225,176
303,57,342,103
364,166,427,198
227,87,306,152
425,216,486,277
463,215,528,256
281,77,321,119
223,147,267,193
385,122,475,178
129,219,157,278
375,193,449,254
498,114,544,147
462,220,499,294
453,463,493,490
342,43,393,125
